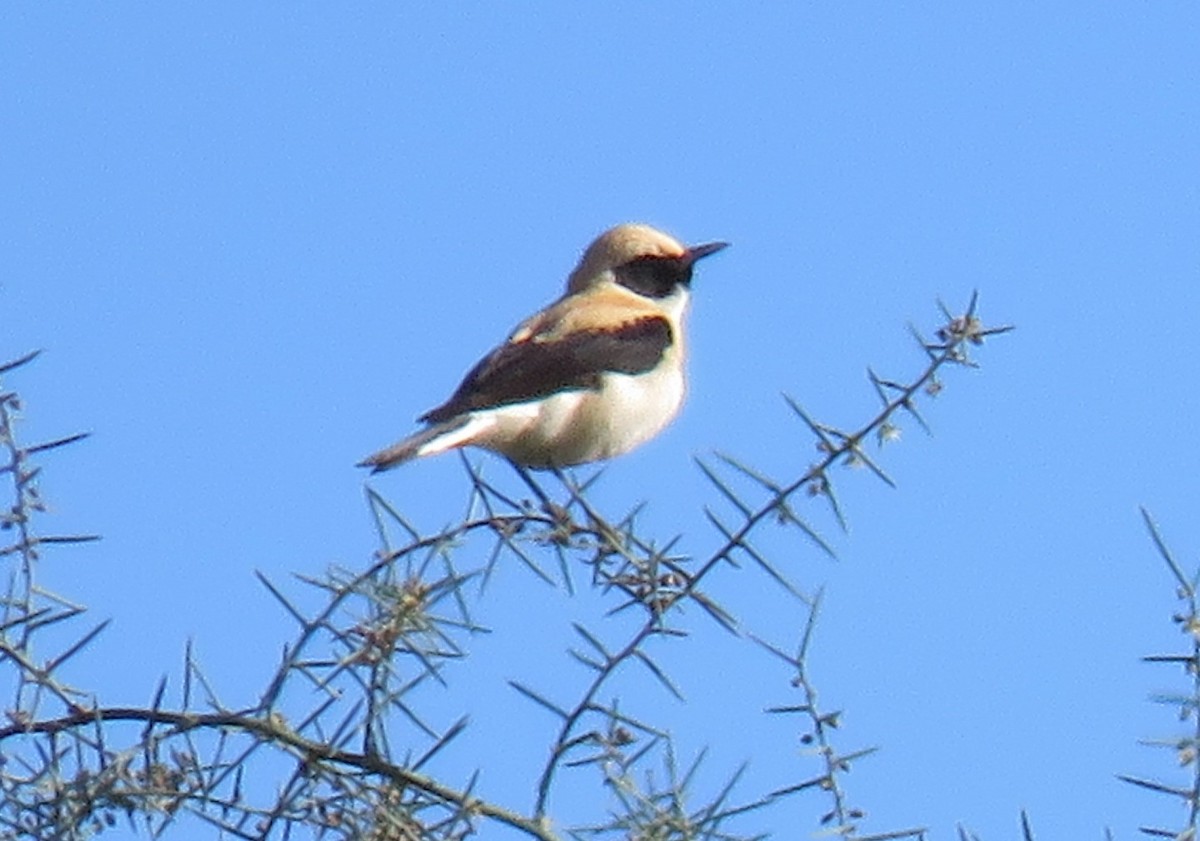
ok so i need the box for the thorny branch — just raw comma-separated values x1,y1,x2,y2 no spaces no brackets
0,295,1011,840
1117,509,1200,838
496,293,1010,839
754,595,926,841
0,706,551,840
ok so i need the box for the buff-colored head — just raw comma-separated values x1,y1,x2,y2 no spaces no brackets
566,223,692,294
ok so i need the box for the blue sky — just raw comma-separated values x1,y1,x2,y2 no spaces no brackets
3,4,1199,838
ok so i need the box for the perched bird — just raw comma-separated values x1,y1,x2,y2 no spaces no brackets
358,223,728,472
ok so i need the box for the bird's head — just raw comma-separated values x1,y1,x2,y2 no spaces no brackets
567,223,728,298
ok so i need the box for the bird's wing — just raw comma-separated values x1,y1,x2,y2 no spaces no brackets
419,307,673,423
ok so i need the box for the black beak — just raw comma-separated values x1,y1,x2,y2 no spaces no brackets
685,241,730,265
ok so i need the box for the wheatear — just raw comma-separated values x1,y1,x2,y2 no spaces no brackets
358,223,728,472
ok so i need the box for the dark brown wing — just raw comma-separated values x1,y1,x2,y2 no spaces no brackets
420,316,672,423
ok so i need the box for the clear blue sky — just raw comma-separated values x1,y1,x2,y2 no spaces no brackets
4,4,1199,838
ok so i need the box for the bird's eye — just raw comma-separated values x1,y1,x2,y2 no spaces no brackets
613,256,691,299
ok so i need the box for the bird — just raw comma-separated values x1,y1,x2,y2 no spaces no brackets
357,223,728,472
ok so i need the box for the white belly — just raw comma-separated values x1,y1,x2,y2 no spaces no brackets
475,364,686,467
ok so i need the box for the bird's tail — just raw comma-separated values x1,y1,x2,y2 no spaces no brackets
356,415,492,473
